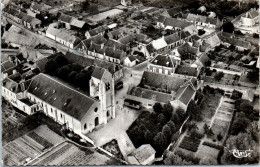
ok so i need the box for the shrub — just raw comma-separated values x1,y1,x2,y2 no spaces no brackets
217,133,223,141
202,141,223,149
190,130,204,140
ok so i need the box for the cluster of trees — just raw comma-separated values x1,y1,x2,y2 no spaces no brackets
223,121,259,164
203,85,225,95
127,102,187,156
247,69,259,83
45,55,94,91
164,149,202,165
231,90,242,100
214,72,224,81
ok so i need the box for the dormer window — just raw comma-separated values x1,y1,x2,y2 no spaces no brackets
53,90,56,93
94,107,98,112
44,92,47,96
54,97,56,100
154,60,158,64
64,102,67,106
35,87,38,90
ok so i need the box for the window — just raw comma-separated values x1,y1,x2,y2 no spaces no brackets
94,107,98,112
107,111,110,117
61,114,63,118
84,123,87,130
51,108,53,113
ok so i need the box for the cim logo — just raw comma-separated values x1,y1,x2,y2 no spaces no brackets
229,149,253,158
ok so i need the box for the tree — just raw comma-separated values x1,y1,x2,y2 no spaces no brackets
230,117,250,135
191,106,202,121
164,152,192,165
163,102,173,118
68,71,77,81
45,60,58,75
247,69,259,82
88,5,99,14
190,129,204,140
231,90,242,100
205,68,212,76
222,21,234,33
214,72,224,81
54,54,68,67
144,130,153,142
153,102,163,113
187,122,198,131
223,132,260,164
171,113,180,125
162,124,172,141
167,121,176,133
253,33,258,38
57,65,72,80
82,0,90,8
200,157,217,165
217,133,223,141
158,113,166,125
203,123,209,134
176,108,186,121
206,128,214,137
153,132,167,149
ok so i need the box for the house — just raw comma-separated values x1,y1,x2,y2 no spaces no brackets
127,144,156,165
177,42,199,57
30,2,51,14
46,27,81,49
148,54,181,75
58,14,73,29
121,0,132,6
2,77,37,115
157,15,192,30
185,13,222,28
85,25,109,39
26,73,114,135
242,89,254,102
127,71,197,110
164,31,191,49
240,8,259,27
58,14,87,30
166,7,182,17
3,5,42,29
198,6,206,13
218,33,251,51
194,52,210,67
124,55,137,68
171,84,196,111
203,33,221,48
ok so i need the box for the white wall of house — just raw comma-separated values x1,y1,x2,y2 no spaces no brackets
124,58,136,67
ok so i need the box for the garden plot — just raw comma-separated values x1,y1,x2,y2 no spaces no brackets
210,119,230,137
179,136,201,152
2,125,65,166
196,144,220,160
87,9,123,22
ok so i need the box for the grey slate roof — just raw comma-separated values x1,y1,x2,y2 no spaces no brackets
27,73,97,121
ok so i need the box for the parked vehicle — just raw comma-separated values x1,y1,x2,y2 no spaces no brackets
124,98,141,110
